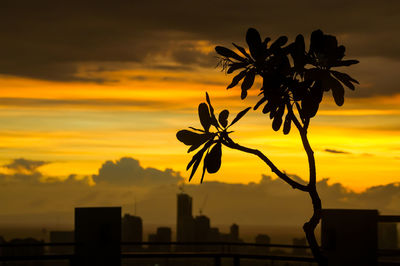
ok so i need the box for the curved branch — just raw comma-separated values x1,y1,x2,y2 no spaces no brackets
286,102,316,185
221,135,308,192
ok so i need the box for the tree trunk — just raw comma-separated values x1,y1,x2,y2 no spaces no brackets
303,185,327,266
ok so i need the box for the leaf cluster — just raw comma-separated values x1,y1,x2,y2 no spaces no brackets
216,28,359,133
176,93,251,182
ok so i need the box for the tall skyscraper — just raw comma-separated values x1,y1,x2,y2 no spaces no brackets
230,223,239,242
122,214,143,242
177,193,195,242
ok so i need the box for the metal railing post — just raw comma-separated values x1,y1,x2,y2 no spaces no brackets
233,256,240,266
214,255,221,266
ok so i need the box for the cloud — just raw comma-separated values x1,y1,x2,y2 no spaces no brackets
3,158,48,173
0,0,399,92
1,156,400,229
324,149,351,154
0,97,170,110
92,157,183,186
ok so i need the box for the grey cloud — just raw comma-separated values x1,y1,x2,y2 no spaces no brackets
0,0,399,87
324,149,351,154
92,157,183,186
3,158,48,173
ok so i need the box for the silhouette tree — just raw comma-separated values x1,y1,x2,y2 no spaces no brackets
176,28,359,265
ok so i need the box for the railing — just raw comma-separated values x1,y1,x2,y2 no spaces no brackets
2,241,400,265
0,241,316,265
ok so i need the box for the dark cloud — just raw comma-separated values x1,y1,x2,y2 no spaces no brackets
0,97,170,109
92,157,183,186
0,0,399,91
324,149,351,154
0,157,400,229
3,158,48,173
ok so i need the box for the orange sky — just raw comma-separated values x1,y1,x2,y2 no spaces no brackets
0,64,398,192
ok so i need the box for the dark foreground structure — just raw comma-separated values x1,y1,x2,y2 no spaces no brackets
0,205,399,265
322,209,400,266
75,207,121,266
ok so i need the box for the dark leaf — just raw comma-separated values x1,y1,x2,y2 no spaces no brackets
310,81,324,103
330,79,345,106
186,151,200,171
200,152,207,183
336,45,345,60
232,43,252,59
241,89,247,100
333,60,359,67
272,115,283,131
240,90,247,100
177,130,210,146
205,142,222,174
229,107,251,127
270,36,288,50
246,28,263,60
269,103,279,119
304,68,327,82
227,70,247,89
188,127,205,133
310,29,324,54
198,103,211,131
215,46,246,62
283,113,291,135
331,70,359,90
218,110,229,128
186,140,213,181
301,93,320,118
227,62,248,74
262,100,273,114
324,35,338,53
241,69,256,93
299,82,323,120
254,96,267,110
205,92,220,129
295,34,305,51
272,104,285,131
291,81,308,101
187,133,213,153
310,69,336,92
292,34,306,72
189,156,202,182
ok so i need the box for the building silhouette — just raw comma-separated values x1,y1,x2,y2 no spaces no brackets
122,214,142,243
49,231,74,254
176,193,195,243
255,234,271,254
148,227,172,251
321,209,378,266
230,223,239,241
194,215,210,242
2,238,45,266
75,207,121,266
176,192,243,253
122,214,142,251
378,222,398,249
